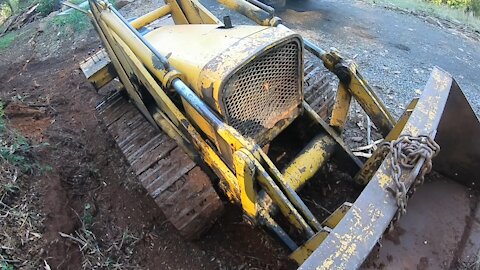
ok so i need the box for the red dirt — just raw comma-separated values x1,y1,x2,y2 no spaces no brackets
0,46,292,269
4,103,52,143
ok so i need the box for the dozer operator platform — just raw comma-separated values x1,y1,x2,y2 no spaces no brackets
79,0,480,268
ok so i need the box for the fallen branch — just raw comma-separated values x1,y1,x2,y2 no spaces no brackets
351,139,383,152
60,1,89,14
59,232,87,246
44,260,52,270
304,198,332,214
1,4,39,35
1,15,18,36
353,152,373,158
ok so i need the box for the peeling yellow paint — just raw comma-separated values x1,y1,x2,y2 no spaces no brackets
376,170,393,189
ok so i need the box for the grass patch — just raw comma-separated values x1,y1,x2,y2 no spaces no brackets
37,0,58,16
366,0,480,31
60,207,142,269
0,32,16,50
51,10,90,33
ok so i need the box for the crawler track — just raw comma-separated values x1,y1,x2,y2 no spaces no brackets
97,93,224,239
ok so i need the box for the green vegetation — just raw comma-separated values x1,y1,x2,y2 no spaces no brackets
0,101,47,268
0,2,13,25
0,262,14,270
0,0,38,24
429,0,469,7
369,0,480,30
471,0,480,15
0,102,6,128
0,104,31,171
0,31,15,49
60,204,141,269
83,202,94,226
425,0,480,15
51,9,91,32
37,0,57,16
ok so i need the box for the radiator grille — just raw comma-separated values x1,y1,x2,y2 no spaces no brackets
222,41,302,141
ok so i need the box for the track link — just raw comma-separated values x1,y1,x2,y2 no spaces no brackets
97,93,224,239
304,58,337,120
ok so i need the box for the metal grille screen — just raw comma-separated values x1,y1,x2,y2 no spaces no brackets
222,41,301,141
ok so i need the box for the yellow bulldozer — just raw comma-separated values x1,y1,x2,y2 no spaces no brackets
78,0,480,268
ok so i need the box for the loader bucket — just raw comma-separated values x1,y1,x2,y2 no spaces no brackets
299,67,480,269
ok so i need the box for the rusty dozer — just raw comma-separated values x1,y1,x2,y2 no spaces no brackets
79,0,480,268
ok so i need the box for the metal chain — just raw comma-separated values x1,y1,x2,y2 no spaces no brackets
380,134,440,223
